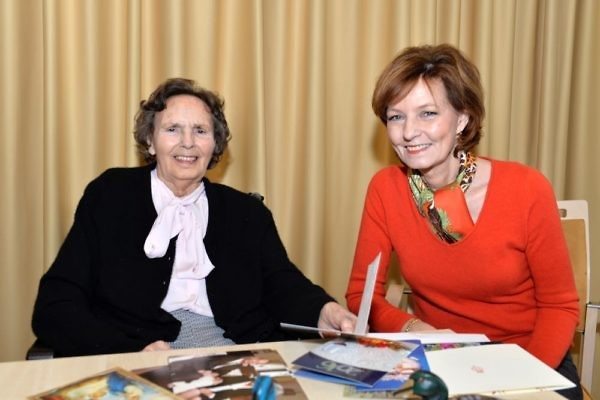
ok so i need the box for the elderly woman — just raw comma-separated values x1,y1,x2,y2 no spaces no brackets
32,78,355,357
345,44,582,399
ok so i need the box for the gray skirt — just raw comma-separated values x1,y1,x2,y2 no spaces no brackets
168,309,235,349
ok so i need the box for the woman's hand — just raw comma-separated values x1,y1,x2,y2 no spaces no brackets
142,340,171,352
317,301,357,334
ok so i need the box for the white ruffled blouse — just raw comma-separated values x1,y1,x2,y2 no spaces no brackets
144,169,215,316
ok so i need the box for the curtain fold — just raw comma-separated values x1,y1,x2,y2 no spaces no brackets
1,4,598,389
0,0,44,362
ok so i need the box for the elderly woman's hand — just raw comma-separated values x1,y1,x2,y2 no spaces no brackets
142,340,171,352
317,301,357,334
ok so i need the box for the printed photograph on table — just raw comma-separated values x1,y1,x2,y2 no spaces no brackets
136,348,308,399
292,336,421,387
339,343,429,398
29,367,179,399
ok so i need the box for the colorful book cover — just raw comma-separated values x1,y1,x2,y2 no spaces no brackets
291,336,420,387
136,348,308,399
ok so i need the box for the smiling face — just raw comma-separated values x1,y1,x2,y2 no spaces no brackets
385,77,469,189
148,95,216,197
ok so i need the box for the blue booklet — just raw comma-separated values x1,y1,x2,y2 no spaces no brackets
291,336,421,388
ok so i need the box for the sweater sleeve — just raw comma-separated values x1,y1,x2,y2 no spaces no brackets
31,177,145,356
346,174,413,331
521,170,579,367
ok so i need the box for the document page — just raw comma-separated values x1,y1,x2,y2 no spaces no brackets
425,343,575,396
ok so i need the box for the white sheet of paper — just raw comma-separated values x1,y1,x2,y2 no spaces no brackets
279,322,342,336
366,331,490,344
425,343,575,396
354,252,381,335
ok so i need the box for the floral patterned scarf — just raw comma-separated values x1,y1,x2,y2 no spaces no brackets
408,151,477,243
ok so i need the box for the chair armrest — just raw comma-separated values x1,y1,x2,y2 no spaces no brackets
385,283,405,307
26,339,55,360
580,303,599,390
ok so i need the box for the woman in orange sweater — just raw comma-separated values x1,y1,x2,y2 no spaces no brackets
345,44,581,399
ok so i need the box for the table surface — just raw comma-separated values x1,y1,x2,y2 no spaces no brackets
0,340,564,399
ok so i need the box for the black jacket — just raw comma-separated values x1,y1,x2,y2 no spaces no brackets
32,164,333,356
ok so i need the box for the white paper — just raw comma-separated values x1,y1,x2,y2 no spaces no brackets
424,343,575,396
366,331,490,344
354,252,381,335
279,322,342,336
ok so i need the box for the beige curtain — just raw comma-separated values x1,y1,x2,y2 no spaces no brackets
1,0,599,390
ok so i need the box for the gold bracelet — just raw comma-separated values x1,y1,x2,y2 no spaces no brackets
403,318,420,332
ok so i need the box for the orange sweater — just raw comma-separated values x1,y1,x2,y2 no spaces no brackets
346,159,579,368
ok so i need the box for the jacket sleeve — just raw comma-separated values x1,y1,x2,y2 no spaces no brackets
258,211,335,327
31,179,144,356
206,190,336,343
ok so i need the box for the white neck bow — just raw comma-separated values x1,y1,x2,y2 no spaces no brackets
144,170,214,279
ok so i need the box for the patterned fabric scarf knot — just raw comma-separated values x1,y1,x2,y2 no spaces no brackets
409,151,477,243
